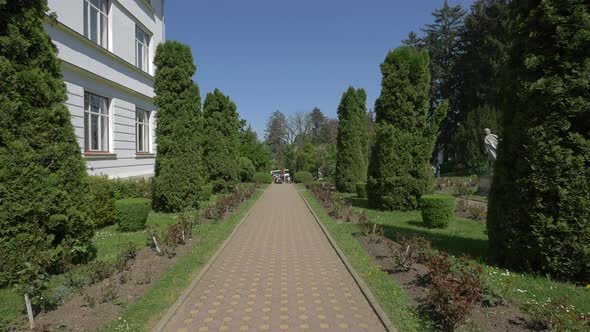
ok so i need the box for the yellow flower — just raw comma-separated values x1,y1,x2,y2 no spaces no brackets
586,284,590,289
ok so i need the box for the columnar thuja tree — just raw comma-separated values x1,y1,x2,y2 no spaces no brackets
488,0,590,281
367,46,447,210
152,41,204,212
0,0,93,284
203,89,241,192
335,87,368,192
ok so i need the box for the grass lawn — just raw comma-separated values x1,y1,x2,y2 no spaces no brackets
101,185,266,331
300,188,429,332
345,193,590,314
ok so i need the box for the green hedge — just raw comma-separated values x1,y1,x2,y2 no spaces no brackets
199,185,213,201
356,182,367,198
111,177,152,200
419,195,455,229
253,172,272,184
294,171,313,184
115,198,151,232
88,176,116,228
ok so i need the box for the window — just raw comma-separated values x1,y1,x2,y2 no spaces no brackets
84,92,110,152
84,0,108,47
135,26,150,72
136,108,150,153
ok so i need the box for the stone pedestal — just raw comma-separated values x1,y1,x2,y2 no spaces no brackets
477,174,494,195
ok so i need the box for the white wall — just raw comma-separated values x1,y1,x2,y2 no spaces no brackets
45,0,165,178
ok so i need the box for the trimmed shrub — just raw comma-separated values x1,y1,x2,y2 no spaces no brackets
199,185,212,201
356,182,367,198
367,46,447,210
488,0,590,281
420,195,455,229
88,176,116,228
203,89,241,187
152,41,205,212
0,1,94,284
335,87,368,192
112,177,152,200
115,198,151,232
238,156,256,183
253,172,272,184
294,171,313,184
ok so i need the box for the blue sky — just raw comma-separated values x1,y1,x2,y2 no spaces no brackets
165,0,475,137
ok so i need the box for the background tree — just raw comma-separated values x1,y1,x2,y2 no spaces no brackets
239,123,272,172
368,46,447,210
335,87,369,192
487,0,590,281
422,0,466,159
452,0,510,172
402,31,424,50
264,110,288,168
0,0,93,284
152,41,204,212
203,89,241,191
309,107,331,144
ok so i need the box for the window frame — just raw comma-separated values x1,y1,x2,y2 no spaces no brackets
135,108,151,153
83,0,109,48
84,91,110,153
135,25,150,73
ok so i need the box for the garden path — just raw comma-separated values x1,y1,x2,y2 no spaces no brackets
157,184,388,332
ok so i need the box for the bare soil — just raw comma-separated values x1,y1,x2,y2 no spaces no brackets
27,239,195,332
356,235,544,332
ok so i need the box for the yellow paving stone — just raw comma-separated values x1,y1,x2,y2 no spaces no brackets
157,185,387,332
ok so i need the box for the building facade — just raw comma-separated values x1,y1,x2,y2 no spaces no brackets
45,0,165,178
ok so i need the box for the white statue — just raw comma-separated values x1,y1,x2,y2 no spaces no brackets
484,128,498,174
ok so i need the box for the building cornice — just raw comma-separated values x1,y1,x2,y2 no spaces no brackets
62,61,153,101
45,16,155,82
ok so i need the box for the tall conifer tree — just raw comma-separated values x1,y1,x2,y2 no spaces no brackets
335,87,368,192
368,47,447,210
203,89,241,191
152,41,204,212
488,0,590,281
0,0,93,283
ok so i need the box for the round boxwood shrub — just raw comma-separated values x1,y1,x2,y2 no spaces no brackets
419,195,455,229
294,171,313,184
253,172,272,184
115,198,151,232
356,182,367,198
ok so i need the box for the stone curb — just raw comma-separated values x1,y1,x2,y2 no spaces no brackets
153,187,268,332
298,189,398,332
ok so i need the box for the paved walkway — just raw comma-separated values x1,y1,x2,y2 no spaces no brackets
158,184,387,332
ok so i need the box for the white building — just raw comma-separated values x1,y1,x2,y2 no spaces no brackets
45,0,165,178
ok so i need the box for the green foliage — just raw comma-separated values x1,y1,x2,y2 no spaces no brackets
294,171,313,184
451,0,509,164
488,0,590,282
252,172,272,184
368,46,447,210
309,107,332,144
0,0,93,285
356,182,367,198
203,89,241,190
420,195,455,229
454,105,500,173
198,185,212,201
115,198,151,232
239,123,272,172
238,157,256,182
152,41,204,212
88,176,116,228
111,177,152,200
264,110,288,168
335,87,369,192
423,1,466,150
